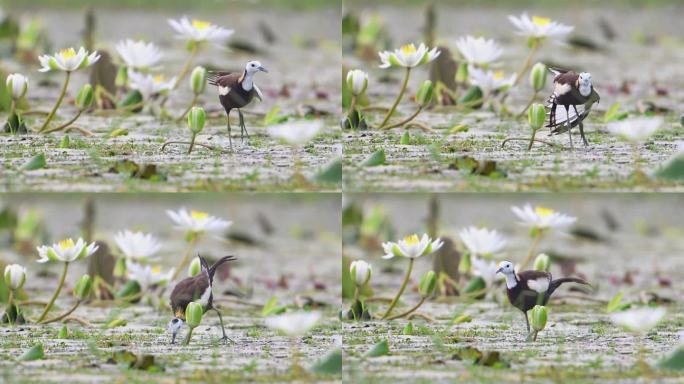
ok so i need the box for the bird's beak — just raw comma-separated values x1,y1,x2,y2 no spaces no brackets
495,267,503,274
258,66,268,73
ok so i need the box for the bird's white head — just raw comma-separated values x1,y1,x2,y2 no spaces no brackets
168,317,184,343
245,60,268,75
578,72,592,96
496,260,515,276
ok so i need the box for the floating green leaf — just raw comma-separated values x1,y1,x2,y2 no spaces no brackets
310,348,342,374
362,149,386,167
20,153,46,171
106,319,128,328
656,155,684,180
263,106,288,126
452,314,473,325
603,102,628,123
399,131,410,145
262,296,287,316
365,339,389,357
59,135,71,148
402,321,414,335
606,291,630,313
658,345,684,371
19,343,44,361
57,324,69,339
314,158,342,184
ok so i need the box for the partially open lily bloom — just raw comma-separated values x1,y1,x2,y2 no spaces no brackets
126,260,174,291
127,70,176,99
527,277,550,293
168,17,234,45
6,73,28,100
611,307,666,333
508,13,574,40
114,230,162,262
167,208,232,235
471,256,500,288
455,35,503,67
346,69,369,96
350,260,372,287
382,233,443,259
265,311,321,336
468,67,516,96
37,238,98,263
267,120,323,145
115,39,163,70
458,226,506,258
38,47,100,72
4,264,27,290
511,204,576,231
378,43,441,69
607,116,664,143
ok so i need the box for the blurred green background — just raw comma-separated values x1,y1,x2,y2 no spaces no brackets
1,0,338,10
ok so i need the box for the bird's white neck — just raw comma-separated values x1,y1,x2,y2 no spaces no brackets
504,273,518,289
242,71,254,91
579,83,591,97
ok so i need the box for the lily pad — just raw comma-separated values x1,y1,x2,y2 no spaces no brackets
362,149,386,167
365,339,389,357
19,343,44,361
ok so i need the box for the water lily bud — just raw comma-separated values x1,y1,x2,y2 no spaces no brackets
534,253,550,271
4,264,27,290
74,274,93,300
346,69,368,96
349,260,372,287
190,66,207,95
530,62,547,92
75,83,94,110
415,80,434,107
6,73,28,100
419,270,437,297
528,103,546,131
115,66,128,88
530,305,548,332
455,62,468,83
188,257,201,277
114,257,127,278
187,106,206,134
185,302,203,328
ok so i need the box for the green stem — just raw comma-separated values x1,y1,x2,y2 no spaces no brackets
38,71,71,133
176,94,200,122
173,43,200,90
382,106,424,130
512,41,539,87
386,296,426,321
39,300,82,324
6,290,14,326
37,262,69,322
183,327,194,345
348,95,357,116
382,258,414,319
527,129,538,150
520,232,543,269
188,132,197,154
42,110,83,134
379,67,411,128
172,236,198,280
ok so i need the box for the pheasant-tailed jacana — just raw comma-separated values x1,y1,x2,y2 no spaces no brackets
496,261,590,333
208,61,268,150
545,68,600,148
168,254,236,344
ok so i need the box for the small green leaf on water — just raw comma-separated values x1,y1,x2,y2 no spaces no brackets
60,135,70,148
606,291,630,313
402,321,414,335
603,102,628,123
19,343,44,361
365,339,389,357
314,157,341,184
57,324,69,339
261,296,287,316
452,314,473,324
448,124,468,134
400,130,410,145
263,106,288,126
656,155,684,180
109,128,129,138
310,348,342,374
106,319,127,328
362,149,386,167
20,153,46,170
658,345,684,371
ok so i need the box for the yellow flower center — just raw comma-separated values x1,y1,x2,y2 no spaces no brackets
535,206,555,218
153,74,164,84
152,266,161,274
58,238,75,249
494,71,504,80
59,48,76,59
532,16,551,27
400,44,417,55
191,19,211,30
403,234,420,245
190,210,209,220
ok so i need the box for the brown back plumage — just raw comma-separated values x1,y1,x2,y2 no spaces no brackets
170,272,210,319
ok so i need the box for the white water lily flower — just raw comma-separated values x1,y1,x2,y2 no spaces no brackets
527,277,550,293
468,66,516,96
38,47,100,72
168,17,234,45
126,260,174,291
267,120,322,145
350,260,372,287
115,39,163,70
37,238,98,263
379,43,441,69
4,264,27,290
455,35,503,67
114,230,162,261
127,70,176,99
265,311,321,336
167,208,232,235
346,69,368,96
511,204,576,231
607,116,664,143
508,13,574,40
471,256,500,288
611,307,666,333
6,73,28,99
458,226,506,257
382,233,443,259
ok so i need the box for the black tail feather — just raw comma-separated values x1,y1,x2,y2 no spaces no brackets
547,277,591,297
209,255,237,281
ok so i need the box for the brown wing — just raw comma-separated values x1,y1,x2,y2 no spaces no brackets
518,270,552,287
208,72,240,88
170,273,209,318
554,71,579,86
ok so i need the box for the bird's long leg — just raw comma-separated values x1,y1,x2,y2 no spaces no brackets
524,311,530,333
574,104,588,146
565,105,573,149
226,111,233,151
212,308,234,344
549,103,557,129
238,109,250,143
171,331,177,344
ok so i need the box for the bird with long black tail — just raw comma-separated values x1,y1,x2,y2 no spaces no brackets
208,61,268,151
496,260,591,333
545,68,600,148
168,254,236,344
